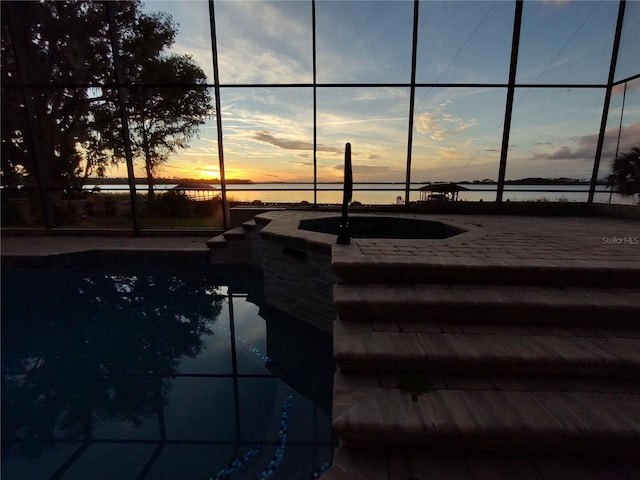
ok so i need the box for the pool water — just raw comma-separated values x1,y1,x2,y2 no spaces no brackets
1,263,335,480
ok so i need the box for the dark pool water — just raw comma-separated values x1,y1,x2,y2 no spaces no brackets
1,263,334,480
298,216,465,239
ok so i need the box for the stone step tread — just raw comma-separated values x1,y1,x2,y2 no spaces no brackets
325,446,640,480
335,284,640,325
334,320,640,375
371,320,640,338
332,257,640,287
205,234,227,249
255,213,277,226
241,219,257,231
222,225,246,240
338,372,640,395
334,284,640,310
332,385,640,453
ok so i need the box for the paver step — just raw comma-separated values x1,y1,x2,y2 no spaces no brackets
332,257,640,287
241,219,257,231
205,234,227,249
334,284,640,326
334,320,640,377
254,213,276,227
223,225,246,240
369,320,639,339
332,377,640,455
344,371,640,395
324,446,640,480
206,225,248,249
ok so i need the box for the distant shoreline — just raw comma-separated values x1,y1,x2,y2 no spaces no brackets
86,178,255,185
86,177,608,186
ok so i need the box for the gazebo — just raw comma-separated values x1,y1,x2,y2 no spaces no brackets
418,183,469,202
172,181,218,201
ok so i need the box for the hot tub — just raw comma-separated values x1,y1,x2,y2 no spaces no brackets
298,215,466,239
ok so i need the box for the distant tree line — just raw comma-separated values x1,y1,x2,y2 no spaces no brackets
424,178,608,185
464,178,600,185
1,0,212,197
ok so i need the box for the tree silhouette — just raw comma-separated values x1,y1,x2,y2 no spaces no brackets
608,146,640,203
125,58,212,196
1,1,212,197
110,8,212,196
1,1,115,195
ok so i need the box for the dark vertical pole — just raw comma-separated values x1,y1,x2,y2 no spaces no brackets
4,3,55,228
496,0,522,203
588,0,626,204
609,81,627,203
337,143,352,245
209,0,228,230
404,0,420,208
105,2,140,232
312,0,318,207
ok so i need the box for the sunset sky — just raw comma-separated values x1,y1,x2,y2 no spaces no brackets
116,0,639,183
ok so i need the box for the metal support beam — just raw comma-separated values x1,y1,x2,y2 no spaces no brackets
312,0,318,208
209,0,228,230
404,0,420,208
496,0,523,203
337,143,352,245
588,0,626,204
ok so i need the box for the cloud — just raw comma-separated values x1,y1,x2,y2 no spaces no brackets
352,88,408,102
530,122,640,162
532,146,583,161
214,1,312,84
254,131,313,150
414,96,480,141
318,114,408,128
359,165,392,174
284,160,314,168
439,148,467,161
331,163,398,182
416,111,478,140
254,131,342,154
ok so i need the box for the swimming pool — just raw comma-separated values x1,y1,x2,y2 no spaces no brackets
1,261,335,480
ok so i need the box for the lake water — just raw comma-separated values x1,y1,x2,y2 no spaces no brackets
87,183,637,205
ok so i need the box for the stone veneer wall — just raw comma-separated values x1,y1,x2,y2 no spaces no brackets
210,216,336,334
260,237,336,334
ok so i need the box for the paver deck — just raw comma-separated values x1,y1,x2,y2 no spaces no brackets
4,212,637,263
252,211,640,261
3,211,640,479
0,234,210,257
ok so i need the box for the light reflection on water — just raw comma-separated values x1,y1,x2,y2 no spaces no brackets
1,265,335,480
